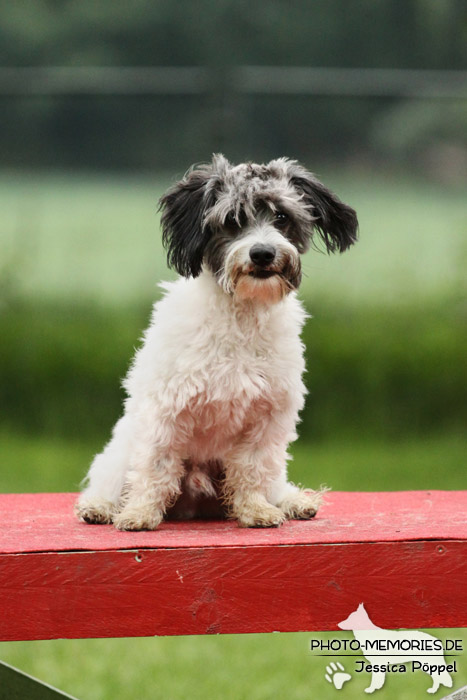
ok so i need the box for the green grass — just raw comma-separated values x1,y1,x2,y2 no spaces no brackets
1,170,465,306
289,434,466,492
0,431,97,493
1,630,466,700
1,431,465,494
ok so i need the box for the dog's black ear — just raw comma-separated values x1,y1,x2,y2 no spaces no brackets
159,167,215,277
291,171,358,253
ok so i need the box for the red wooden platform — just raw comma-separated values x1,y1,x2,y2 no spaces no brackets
0,490,466,641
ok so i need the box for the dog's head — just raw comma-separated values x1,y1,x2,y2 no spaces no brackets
159,154,358,304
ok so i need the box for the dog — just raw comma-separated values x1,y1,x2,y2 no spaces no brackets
338,603,453,694
76,154,358,530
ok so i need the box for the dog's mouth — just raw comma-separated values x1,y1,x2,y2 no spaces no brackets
224,255,302,301
227,257,302,304
248,268,278,279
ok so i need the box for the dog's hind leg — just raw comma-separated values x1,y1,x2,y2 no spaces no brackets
75,414,133,524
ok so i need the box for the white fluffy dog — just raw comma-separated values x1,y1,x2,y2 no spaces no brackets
76,155,358,530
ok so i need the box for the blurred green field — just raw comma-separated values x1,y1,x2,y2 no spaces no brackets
1,169,466,306
0,430,465,494
1,629,467,700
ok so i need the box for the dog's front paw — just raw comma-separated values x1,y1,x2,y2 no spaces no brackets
280,489,323,520
75,498,116,525
113,507,164,531
236,502,286,528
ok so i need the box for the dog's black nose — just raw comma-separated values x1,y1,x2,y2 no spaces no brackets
249,244,276,267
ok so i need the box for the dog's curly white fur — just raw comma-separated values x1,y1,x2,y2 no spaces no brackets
76,154,358,530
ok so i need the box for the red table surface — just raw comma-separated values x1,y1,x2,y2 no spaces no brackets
1,490,466,555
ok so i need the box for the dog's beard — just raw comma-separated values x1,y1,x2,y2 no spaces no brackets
223,253,301,304
232,267,295,304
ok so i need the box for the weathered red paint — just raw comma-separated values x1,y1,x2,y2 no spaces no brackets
0,491,466,641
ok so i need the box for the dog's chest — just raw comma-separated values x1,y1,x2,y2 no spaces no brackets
133,281,307,458
180,322,303,458
183,384,290,462
203,315,298,400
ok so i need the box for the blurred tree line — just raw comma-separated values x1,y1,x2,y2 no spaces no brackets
2,302,465,442
0,0,466,172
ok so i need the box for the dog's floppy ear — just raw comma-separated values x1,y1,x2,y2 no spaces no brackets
159,166,215,278
291,170,358,253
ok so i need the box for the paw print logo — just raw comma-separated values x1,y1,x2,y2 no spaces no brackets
325,662,352,690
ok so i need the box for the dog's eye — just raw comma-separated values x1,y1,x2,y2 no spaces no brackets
224,212,239,229
275,212,290,228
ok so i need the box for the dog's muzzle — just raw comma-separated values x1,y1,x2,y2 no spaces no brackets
248,244,278,279
219,226,302,302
